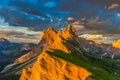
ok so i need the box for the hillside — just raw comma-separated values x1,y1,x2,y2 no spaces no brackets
19,25,120,80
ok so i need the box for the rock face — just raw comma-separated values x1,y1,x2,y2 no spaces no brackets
20,52,91,80
14,27,57,64
112,40,120,49
20,25,91,80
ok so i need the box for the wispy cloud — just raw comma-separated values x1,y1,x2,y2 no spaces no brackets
0,17,42,43
0,0,120,43
106,4,119,10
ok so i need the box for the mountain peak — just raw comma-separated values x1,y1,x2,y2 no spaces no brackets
43,27,56,35
40,27,57,46
58,24,77,40
20,25,91,80
46,27,55,32
39,25,78,53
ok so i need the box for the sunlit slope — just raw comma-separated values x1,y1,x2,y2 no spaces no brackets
112,40,120,49
20,25,120,80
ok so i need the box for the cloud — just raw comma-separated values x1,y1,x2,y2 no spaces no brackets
72,21,81,25
72,17,111,31
0,20,42,43
80,34,104,39
0,0,117,32
0,29,41,43
67,17,74,21
86,18,111,30
81,17,86,21
0,30,24,36
107,3,119,10
44,1,58,8
72,21,85,25
80,33,111,43
72,16,120,37
0,0,120,44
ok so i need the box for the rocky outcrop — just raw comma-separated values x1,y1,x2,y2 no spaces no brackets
0,38,11,49
20,25,91,80
112,39,120,49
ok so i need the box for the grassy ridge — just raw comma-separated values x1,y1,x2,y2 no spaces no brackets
47,49,120,80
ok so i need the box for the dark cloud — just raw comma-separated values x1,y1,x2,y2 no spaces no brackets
83,0,120,7
0,0,120,34
85,17,111,30
106,4,120,10
72,17,112,34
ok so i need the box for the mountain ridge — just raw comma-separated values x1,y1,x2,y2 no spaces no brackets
20,25,92,80
0,25,120,80
20,25,120,80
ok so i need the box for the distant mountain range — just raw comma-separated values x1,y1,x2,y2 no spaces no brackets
0,38,35,71
79,38,120,59
0,25,120,80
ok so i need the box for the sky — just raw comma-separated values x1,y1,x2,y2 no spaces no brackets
0,0,120,43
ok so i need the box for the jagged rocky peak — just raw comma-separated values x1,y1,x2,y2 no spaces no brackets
42,24,77,39
39,27,57,46
20,25,91,80
60,24,78,39
46,27,56,32
38,24,78,53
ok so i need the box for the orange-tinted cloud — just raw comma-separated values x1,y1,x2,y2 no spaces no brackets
0,30,41,43
81,17,86,21
67,17,74,21
86,17,111,30
107,4,119,10
72,21,80,25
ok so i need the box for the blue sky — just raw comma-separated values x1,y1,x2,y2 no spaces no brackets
0,0,120,43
